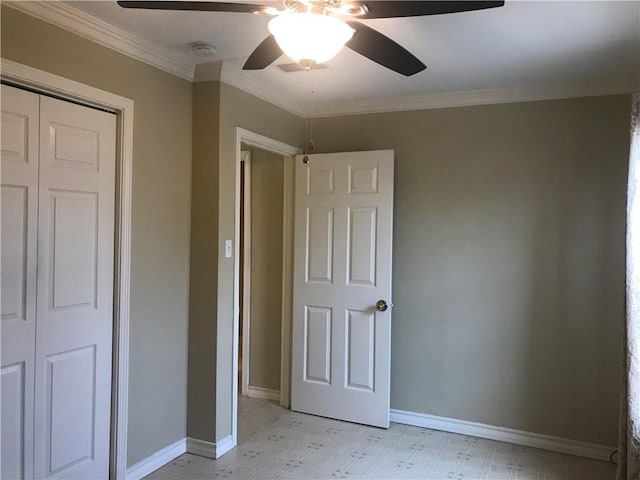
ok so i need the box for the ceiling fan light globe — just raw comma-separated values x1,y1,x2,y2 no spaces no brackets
268,13,353,65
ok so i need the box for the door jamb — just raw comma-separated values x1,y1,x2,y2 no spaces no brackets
233,128,301,444
280,155,295,408
240,150,251,397
1,58,134,480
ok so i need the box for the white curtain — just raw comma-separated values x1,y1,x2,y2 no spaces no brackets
619,93,640,480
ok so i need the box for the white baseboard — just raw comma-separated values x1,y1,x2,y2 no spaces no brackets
126,438,186,480
390,409,615,462
247,385,280,401
125,436,236,479
215,435,236,458
186,435,235,459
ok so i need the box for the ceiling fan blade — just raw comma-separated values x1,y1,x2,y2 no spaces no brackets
346,22,426,76
117,1,272,14
243,35,283,70
356,1,505,19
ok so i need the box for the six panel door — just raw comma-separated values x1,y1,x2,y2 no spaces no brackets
1,84,39,480
291,150,394,428
1,85,116,479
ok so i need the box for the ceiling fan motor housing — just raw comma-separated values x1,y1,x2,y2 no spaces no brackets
284,0,368,16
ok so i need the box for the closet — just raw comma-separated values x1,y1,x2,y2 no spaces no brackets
1,84,116,479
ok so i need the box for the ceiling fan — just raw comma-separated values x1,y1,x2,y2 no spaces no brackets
117,0,505,76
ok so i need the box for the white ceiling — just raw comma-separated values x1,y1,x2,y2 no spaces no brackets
55,1,640,111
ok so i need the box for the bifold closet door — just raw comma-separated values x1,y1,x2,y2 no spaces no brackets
1,84,117,479
33,95,116,479
1,84,39,480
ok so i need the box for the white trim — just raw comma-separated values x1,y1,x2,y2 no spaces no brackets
390,409,616,462
193,62,306,116
232,128,302,453
186,435,235,459
5,1,194,81
126,439,186,480
7,1,635,117
221,63,307,117
1,58,134,480
194,62,223,83
237,128,302,158
197,63,633,119
247,386,281,402
310,79,634,118
240,150,252,398
280,155,295,409
7,1,633,117
214,435,236,458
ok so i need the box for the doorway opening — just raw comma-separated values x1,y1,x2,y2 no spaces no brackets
238,144,290,401
231,129,301,446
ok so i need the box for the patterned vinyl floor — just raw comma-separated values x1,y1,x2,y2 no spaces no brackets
144,396,615,480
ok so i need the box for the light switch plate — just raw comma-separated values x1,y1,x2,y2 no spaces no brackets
225,240,233,258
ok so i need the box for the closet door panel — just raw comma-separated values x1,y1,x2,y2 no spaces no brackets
48,190,99,311
1,84,39,480
34,96,116,479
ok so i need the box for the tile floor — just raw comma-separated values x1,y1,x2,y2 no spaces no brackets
145,397,616,480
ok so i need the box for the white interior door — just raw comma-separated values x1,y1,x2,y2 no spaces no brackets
1,84,39,480
291,150,394,428
34,95,116,479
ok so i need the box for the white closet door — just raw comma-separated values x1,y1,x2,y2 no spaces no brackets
33,96,116,479
1,84,39,480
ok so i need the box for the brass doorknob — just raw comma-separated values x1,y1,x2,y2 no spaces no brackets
376,300,393,312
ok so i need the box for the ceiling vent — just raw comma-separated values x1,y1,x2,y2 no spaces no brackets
276,63,328,73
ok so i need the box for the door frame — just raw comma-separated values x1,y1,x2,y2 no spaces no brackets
232,128,300,442
240,149,251,397
1,58,133,480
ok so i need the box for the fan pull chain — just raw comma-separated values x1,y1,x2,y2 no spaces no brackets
303,69,315,164
309,70,315,153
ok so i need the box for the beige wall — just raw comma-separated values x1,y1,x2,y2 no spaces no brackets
247,146,284,391
215,83,304,440
312,96,629,446
187,82,220,442
1,6,193,466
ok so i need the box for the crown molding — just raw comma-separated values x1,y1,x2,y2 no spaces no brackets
194,62,223,83
5,0,195,81
194,61,306,116
310,79,635,118
6,2,634,118
220,62,307,117
196,61,633,118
